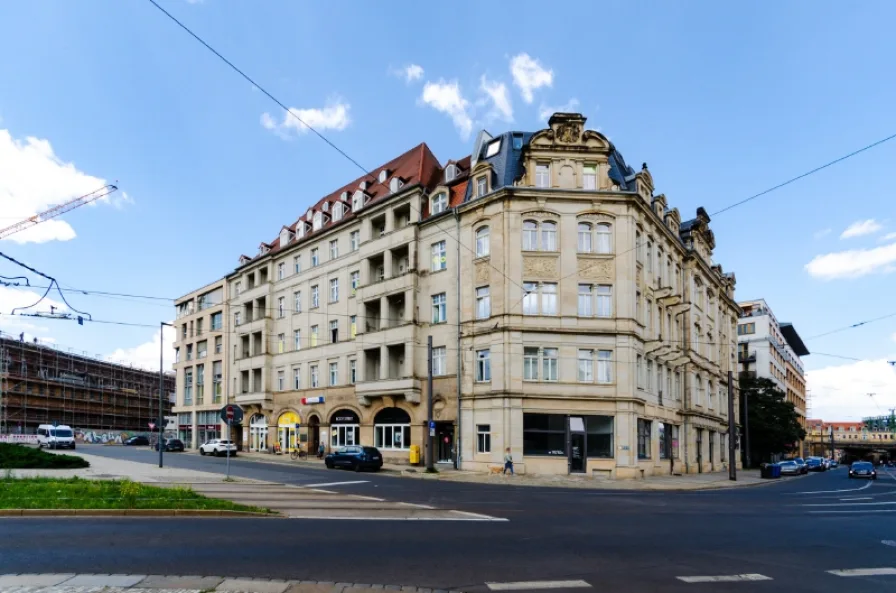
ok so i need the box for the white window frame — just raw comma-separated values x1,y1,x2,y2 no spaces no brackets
277,262,285,280
277,297,285,318
577,222,593,253
349,359,357,384
329,278,339,303
350,271,360,296
578,284,593,316
543,348,559,382
294,329,301,351
535,163,550,188
475,226,490,257
476,349,491,382
596,223,612,254
431,192,447,215
311,325,319,347
375,424,411,451
523,347,539,381
350,230,360,251
477,424,491,454
477,176,487,197
596,285,612,317
431,241,447,271
541,221,557,251
541,282,557,315
583,164,596,190
294,291,302,313
522,220,538,251
277,370,285,391
293,366,301,390
597,350,613,383
294,256,301,274
432,346,446,376
329,362,338,386
311,248,319,267
311,285,320,308
432,293,447,324
329,239,338,260
578,349,594,382
476,286,490,319
310,364,319,388
329,319,339,343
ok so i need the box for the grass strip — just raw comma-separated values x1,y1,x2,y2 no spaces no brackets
0,477,271,512
0,443,89,469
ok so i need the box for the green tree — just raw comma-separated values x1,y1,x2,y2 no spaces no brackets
740,376,806,465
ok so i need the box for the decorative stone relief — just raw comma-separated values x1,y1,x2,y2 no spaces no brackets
577,213,614,224
577,258,614,281
523,256,559,278
556,121,582,144
475,261,490,283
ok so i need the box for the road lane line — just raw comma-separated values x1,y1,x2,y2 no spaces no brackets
839,497,873,501
802,501,896,507
486,580,591,590
792,482,873,495
677,574,772,583
827,568,896,577
809,509,896,514
302,480,369,488
451,510,509,521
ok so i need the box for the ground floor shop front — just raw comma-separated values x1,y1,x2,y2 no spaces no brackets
459,397,739,478
238,393,457,466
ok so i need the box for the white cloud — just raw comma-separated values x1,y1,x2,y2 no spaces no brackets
510,53,553,104
0,129,122,244
0,286,67,342
813,228,832,240
840,218,883,239
538,98,580,122
879,231,896,243
105,325,176,373
420,80,473,139
479,76,513,122
404,64,424,83
807,359,896,421
260,100,351,138
804,241,896,280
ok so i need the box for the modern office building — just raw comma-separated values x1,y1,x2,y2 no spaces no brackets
176,112,742,476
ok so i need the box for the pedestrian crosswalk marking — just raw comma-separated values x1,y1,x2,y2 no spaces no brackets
677,574,773,583
486,580,591,590
827,567,896,577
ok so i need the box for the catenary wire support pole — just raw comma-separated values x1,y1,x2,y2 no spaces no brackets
830,425,834,461
743,388,751,469
727,370,737,481
159,321,173,468
426,335,434,472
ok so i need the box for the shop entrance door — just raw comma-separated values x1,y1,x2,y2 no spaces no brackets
436,423,454,463
569,416,586,473
696,428,704,473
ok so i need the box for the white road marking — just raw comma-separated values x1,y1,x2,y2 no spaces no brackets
289,515,510,521
792,481,873,495
809,509,896,514
882,540,896,547
677,574,773,583
451,509,508,521
827,567,896,577
302,480,369,488
839,497,873,501
802,501,896,507
486,580,591,590
399,502,436,509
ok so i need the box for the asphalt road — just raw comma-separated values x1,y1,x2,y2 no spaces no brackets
2,446,895,592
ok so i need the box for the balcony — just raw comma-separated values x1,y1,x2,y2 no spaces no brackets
738,351,757,363
355,377,421,405
355,270,417,304
235,391,273,407
237,313,272,336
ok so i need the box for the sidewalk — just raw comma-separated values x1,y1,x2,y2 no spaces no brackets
0,573,450,593
236,450,768,490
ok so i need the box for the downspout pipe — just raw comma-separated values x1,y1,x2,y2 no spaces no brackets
454,207,462,470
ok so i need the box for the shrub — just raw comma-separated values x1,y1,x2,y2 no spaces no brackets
0,443,90,469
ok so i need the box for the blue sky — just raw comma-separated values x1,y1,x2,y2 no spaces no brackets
1,0,894,420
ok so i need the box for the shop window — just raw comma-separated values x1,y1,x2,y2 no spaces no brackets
523,413,566,456
374,407,411,450
330,409,360,448
586,415,614,458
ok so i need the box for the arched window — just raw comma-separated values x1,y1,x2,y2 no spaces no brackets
577,222,592,253
475,226,490,257
330,409,360,448
596,223,612,254
374,407,411,450
522,220,538,251
541,221,557,251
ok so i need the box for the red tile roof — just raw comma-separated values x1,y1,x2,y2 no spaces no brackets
243,143,460,266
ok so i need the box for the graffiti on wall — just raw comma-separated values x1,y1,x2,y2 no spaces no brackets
74,430,147,444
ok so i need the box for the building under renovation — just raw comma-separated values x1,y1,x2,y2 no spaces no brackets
0,335,175,435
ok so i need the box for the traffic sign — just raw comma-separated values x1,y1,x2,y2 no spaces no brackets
220,404,244,426
429,421,435,429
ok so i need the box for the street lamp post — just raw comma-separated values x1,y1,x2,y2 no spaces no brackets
159,321,173,468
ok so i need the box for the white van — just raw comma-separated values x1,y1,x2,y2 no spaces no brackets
36,425,76,450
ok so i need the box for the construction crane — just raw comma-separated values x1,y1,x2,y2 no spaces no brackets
0,184,119,240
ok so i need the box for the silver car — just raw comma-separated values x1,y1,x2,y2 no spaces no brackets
778,460,802,476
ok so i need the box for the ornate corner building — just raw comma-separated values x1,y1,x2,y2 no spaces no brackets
172,112,741,477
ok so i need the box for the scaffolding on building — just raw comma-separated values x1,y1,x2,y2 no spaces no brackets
0,334,175,434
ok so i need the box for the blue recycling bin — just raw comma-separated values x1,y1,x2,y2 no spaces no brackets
771,463,781,478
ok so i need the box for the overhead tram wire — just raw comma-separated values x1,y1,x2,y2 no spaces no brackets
143,0,527,298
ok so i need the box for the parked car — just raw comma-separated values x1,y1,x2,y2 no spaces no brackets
829,459,839,469
36,424,76,450
154,438,185,452
848,461,877,480
199,439,237,457
325,446,383,472
806,457,826,472
792,458,809,474
777,460,802,476
123,435,150,446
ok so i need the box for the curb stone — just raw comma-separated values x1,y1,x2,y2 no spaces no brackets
0,574,465,593
0,509,276,518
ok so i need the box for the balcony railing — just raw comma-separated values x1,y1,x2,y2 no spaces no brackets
738,351,756,363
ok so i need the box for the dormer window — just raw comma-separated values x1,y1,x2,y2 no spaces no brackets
352,190,365,212
476,176,487,198
306,209,313,221
322,202,329,213
359,180,368,191
378,170,389,183
431,192,447,216
389,177,403,193
297,222,307,238
341,191,349,202
445,164,457,182
279,228,293,246
333,201,344,221
485,139,501,158
312,211,323,231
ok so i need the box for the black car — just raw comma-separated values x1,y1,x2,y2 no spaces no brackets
325,446,383,472
154,438,185,452
848,461,877,480
123,435,150,446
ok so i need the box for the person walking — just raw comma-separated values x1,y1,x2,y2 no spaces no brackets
503,447,514,475
317,441,326,459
